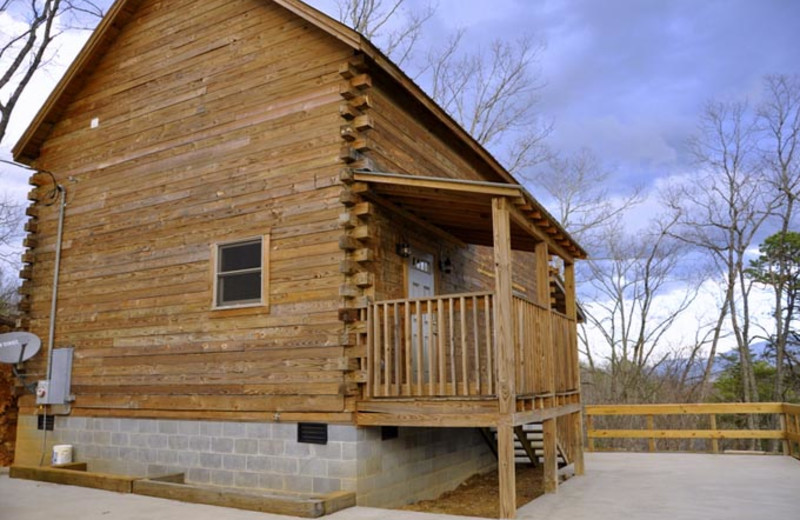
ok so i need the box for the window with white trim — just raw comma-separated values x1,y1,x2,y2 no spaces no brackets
213,237,267,308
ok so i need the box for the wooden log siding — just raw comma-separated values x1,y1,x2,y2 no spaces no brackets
19,0,359,420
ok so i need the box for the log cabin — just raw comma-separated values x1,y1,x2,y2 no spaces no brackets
11,0,587,516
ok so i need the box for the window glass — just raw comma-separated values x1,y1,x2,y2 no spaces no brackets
216,238,262,307
220,241,261,271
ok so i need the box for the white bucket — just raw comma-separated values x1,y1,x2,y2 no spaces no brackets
51,444,73,466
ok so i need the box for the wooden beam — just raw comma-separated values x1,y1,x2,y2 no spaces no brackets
542,418,558,494
514,426,539,467
354,171,523,198
132,478,354,518
10,465,136,493
585,403,786,415
572,411,585,476
492,197,515,416
588,429,786,440
512,403,582,426
362,191,466,248
355,412,500,427
509,202,573,261
710,414,720,454
497,424,517,519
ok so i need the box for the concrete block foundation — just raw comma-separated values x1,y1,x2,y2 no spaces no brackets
14,415,495,507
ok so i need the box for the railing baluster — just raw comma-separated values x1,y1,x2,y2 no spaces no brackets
427,298,435,395
486,294,494,395
367,304,374,397
415,301,423,395
448,297,456,395
404,302,411,396
460,296,468,396
438,299,446,395
365,291,503,399
373,304,382,396
392,303,403,395
472,296,480,396
383,303,390,397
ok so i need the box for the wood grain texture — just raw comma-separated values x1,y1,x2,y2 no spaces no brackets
21,0,353,421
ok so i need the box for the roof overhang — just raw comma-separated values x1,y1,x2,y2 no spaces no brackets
352,171,587,261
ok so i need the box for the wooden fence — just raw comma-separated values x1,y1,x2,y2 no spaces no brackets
585,403,800,457
786,403,800,459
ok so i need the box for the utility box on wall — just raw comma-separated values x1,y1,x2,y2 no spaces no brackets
35,347,73,405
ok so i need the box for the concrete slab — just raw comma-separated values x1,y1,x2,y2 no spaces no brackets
519,453,800,520
2,453,798,520
0,470,464,520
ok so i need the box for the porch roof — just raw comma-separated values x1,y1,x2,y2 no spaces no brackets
352,171,587,261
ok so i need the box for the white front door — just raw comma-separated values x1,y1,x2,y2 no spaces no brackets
408,251,435,299
408,251,435,381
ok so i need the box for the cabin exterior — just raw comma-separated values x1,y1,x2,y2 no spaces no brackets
11,0,586,516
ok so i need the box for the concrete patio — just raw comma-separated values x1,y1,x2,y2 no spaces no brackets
2,453,798,519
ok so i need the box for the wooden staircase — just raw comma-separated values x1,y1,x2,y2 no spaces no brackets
480,424,570,468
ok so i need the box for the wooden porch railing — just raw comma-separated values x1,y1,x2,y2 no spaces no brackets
366,291,579,400
512,296,579,396
585,403,800,457
367,292,496,398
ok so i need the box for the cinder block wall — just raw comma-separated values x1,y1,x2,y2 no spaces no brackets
355,427,496,507
14,416,494,506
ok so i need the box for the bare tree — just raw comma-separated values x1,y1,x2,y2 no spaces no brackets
665,101,774,408
0,0,104,144
756,74,800,402
580,217,702,403
334,0,550,174
0,193,22,320
336,0,435,66
530,147,643,252
422,33,551,172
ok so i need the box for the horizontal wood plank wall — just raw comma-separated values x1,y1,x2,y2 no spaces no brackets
20,0,356,421
362,69,540,302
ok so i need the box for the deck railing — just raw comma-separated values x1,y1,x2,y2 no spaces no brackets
585,403,800,457
786,404,800,459
366,291,578,400
367,292,496,398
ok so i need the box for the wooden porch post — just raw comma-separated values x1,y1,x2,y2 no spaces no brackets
564,262,585,476
492,197,516,519
535,241,558,493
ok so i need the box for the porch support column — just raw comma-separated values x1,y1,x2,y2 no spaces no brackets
564,262,585,476
536,241,558,493
543,418,558,493
492,197,516,519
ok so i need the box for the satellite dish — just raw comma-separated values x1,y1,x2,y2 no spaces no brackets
0,332,42,364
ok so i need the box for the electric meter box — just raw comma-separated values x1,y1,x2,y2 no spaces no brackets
35,347,73,405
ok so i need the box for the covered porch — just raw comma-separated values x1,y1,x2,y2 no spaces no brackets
347,171,587,518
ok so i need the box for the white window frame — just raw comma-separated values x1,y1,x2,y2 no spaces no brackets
211,234,270,310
